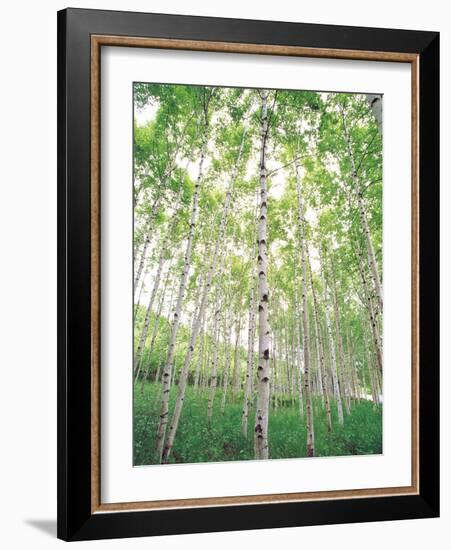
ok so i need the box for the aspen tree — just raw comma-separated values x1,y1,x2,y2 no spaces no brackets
161,123,247,462
254,90,271,460
295,160,315,456
155,92,212,461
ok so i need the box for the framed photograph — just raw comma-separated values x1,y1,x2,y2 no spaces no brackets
57,8,439,541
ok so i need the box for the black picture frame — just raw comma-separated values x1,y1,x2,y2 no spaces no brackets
57,7,439,541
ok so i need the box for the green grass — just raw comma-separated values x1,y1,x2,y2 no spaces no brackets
134,381,382,465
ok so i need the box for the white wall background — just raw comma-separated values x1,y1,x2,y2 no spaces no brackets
0,0,448,547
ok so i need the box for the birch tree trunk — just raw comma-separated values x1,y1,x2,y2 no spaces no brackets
134,189,182,378
134,195,162,293
134,263,149,324
207,303,221,422
328,249,350,416
307,245,332,431
140,263,173,392
254,90,271,460
319,246,344,424
272,336,278,410
295,161,314,457
242,270,257,436
341,106,383,313
232,317,242,398
347,329,359,403
356,189,383,313
193,310,207,390
220,315,233,413
354,238,383,373
364,331,380,405
155,119,208,462
160,125,247,462
133,249,166,380
290,329,297,404
293,257,304,417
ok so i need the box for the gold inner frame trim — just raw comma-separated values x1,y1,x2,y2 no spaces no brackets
90,34,420,514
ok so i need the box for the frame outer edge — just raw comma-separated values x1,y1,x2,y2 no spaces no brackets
57,8,69,542
418,32,440,515
57,8,440,540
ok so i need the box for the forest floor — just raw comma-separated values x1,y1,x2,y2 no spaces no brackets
134,381,382,466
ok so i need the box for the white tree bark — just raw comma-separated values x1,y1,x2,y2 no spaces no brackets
207,303,221,422
364,331,380,405
193,309,207,390
242,269,257,436
341,107,383,314
134,195,162,294
160,126,247,462
220,315,233,413
133,251,165,381
155,120,208,462
149,276,170,384
241,195,259,436
356,189,383,313
133,263,149,324
134,189,182,379
231,317,242,398
319,246,344,425
354,238,383,374
328,249,350,416
306,244,332,432
254,90,271,460
295,161,314,457
293,261,305,418
271,335,278,410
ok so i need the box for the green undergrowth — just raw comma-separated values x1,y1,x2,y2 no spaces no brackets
134,381,382,466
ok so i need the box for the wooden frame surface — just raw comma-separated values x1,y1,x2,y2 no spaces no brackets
58,8,439,541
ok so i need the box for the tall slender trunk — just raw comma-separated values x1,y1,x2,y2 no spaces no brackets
364,331,379,405
290,328,298,406
310,314,323,399
363,316,380,405
232,318,242,397
140,260,173,392
293,257,304,417
347,328,359,403
356,189,383,314
295,161,314,457
319,245,344,424
254,90,271,460
242,267,257,436
220,314,233,413
374,361,382,400
155,119,208,462
354,237,383,374
341,106,383,313
306,244,332,432
133,189,182,378
133,249,166,380
200,331,211,392
133,129,189,267
134,263,149,324
193,309,207,390
160,125,247,462
134,195,162,293
271,336,278,410
207,302,221,422
328,247,350,415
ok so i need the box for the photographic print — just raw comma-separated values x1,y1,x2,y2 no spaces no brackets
133,83,383,466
